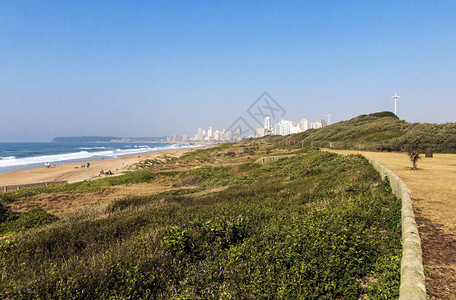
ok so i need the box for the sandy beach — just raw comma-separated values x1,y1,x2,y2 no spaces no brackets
0,147,197,187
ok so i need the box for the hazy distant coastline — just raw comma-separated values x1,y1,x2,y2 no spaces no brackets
52,136,168,143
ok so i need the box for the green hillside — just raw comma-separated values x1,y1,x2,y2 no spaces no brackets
0,143,401,298
284,112,456,152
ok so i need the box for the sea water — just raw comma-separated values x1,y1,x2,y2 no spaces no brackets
0,142,192,174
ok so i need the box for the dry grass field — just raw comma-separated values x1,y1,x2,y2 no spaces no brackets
326,149,456,299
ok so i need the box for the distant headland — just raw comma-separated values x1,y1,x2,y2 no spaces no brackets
52,136,168,143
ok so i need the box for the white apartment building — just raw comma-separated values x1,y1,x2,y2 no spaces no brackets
274,120,297,136
298,119,308,131
264,116,271,131
310,119,327,129
256,127,266,138
197,128,203,141
224,130,233,141
213,130,220,141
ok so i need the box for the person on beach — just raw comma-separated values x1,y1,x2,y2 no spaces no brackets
81,163,84,168
87,162,90,168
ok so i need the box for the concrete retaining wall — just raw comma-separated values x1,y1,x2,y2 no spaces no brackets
366,158,426,299
250,152,425,298
254,154,297,165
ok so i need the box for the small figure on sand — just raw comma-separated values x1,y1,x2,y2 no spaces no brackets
86,162,90,168
45,162,50,168
81,163,85,168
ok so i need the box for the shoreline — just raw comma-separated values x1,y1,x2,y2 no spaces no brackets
0,143,200,174
0,147,204,187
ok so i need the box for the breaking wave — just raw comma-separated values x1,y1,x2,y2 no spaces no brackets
0,144,191,168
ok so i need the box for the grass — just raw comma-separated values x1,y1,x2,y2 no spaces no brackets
0,208,58,235
327,149,456,299
0,149,402,299
327,150,456,232
282,112,456,153
0,170,155,204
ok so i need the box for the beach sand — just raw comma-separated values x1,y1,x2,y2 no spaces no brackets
0,147,197,187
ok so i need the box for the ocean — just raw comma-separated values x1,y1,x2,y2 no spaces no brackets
0,142,192,174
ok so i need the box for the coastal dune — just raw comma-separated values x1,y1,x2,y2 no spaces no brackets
0,148,194,187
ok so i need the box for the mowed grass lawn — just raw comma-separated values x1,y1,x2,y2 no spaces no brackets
326,150,456,232
326,149,456,299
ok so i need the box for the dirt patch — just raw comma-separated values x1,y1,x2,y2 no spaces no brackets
9,183,177,215
414,200,456,300
190,186,229,197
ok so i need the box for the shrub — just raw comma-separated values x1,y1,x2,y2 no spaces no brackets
0,202,12,223
0,150,401,298
163,226,194,254
0,208,58,234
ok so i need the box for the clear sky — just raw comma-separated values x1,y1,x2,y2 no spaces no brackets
1,0,455,142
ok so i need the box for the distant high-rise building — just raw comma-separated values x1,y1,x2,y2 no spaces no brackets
264,116,271,131
298,119,308,132
197,128,203,141
235,128,241,140
274,120,297,136
214,130,220,141
208,127,213,139
225,130,233,141
310,119,327,129
256,128,265,138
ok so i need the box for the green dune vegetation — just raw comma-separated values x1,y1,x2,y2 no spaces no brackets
284,112,456,152
0,137,402,298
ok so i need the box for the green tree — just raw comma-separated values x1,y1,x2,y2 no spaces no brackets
409,151,421,170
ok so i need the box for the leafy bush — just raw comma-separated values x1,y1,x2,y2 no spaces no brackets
163,226,194,253
0,150,401,298
0,208,58,234
0,202,12,223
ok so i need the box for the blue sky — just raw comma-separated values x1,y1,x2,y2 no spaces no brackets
1,1,455,141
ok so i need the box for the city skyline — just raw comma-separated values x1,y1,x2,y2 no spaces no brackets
1,2,456,142
167,114,329,143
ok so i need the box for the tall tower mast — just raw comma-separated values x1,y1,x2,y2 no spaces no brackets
392,93,400,115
